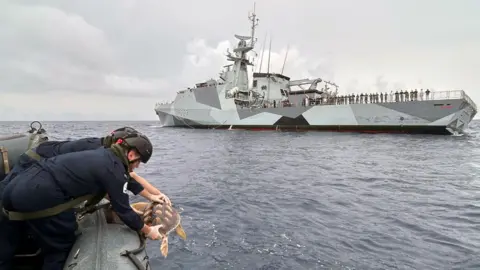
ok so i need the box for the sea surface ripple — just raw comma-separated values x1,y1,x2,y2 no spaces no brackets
1,120,480,270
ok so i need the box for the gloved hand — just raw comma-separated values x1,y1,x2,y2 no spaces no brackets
150,193,171,206
146,225,162,240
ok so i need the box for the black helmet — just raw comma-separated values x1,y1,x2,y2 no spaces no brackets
111,127,138,141
120,133,153,164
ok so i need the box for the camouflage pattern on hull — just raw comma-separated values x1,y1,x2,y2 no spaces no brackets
153,7,478,136
154,95,477,135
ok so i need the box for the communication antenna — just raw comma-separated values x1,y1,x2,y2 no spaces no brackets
281,44,290,75
266,37,272,101
258,33,267,73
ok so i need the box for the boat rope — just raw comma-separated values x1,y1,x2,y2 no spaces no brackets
120,201,159,270
74,201,151,270
120,231,148,270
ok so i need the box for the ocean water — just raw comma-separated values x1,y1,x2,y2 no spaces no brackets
1,120,480,270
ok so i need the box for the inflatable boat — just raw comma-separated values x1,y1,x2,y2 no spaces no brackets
0,121,150,270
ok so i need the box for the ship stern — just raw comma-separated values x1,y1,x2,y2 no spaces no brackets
440,91,477,134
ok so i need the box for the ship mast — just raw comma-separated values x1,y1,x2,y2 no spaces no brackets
249,3,259,48
223,4,265,108
224,7,256,86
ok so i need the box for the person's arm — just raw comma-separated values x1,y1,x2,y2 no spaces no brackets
114,177,159,203
99,163,145,231
129,172,161,195
130,172,171,205
127,178,144,195
36,138,102,158
100,185,158,238
138,189,155,201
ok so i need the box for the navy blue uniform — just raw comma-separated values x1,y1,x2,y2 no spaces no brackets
0,138,103,193
2,137,103,182
0,146,145,270
0,137,143,200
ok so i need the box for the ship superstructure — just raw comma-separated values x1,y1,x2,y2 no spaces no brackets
154,7,477,135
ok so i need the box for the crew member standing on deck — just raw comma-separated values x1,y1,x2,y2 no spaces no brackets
0,132,164,270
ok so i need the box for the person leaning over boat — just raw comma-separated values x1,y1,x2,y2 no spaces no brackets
0,132,164,270
0,126,171,205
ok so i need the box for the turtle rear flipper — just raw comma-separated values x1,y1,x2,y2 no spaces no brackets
160,236,169,258
175,223,187,240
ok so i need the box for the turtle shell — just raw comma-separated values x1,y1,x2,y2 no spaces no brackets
131,202,181,235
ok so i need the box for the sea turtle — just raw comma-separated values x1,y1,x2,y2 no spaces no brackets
130,201,187,258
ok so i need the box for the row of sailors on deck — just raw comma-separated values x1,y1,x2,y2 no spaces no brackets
332,89,432,105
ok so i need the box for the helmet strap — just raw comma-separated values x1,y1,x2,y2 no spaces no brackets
115,138,141,164
128,157,141,164
102,135,113,148
109,144,130,170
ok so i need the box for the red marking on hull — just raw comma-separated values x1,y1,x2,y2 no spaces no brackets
239,128,403,134
225,127,409,134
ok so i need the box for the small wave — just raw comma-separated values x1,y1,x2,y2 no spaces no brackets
9,120,479,269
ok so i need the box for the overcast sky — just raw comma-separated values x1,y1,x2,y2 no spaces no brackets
1,0,479,121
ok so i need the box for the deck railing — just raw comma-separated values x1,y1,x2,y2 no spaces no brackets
428,90,462,100
407,90,476,111
268,89,478,109
155,101,174,107
154,89,477,111
458,90,477,111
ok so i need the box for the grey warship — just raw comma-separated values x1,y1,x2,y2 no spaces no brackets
154,8,477,135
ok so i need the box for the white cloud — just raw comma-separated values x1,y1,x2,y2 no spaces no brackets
103,75,170,97
0,2,172,100
178,39,232,86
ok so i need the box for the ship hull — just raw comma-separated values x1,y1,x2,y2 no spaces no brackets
151,121,456,135
155,97,477,135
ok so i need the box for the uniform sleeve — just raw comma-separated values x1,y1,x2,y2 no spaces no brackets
55,138,102,154
36,138,102,158
36,141,64,158
99,163,144,231
127,178,144,195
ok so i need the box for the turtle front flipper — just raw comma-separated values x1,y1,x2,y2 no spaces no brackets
175,223,187,240
130,202,149,215
160,236,169,258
